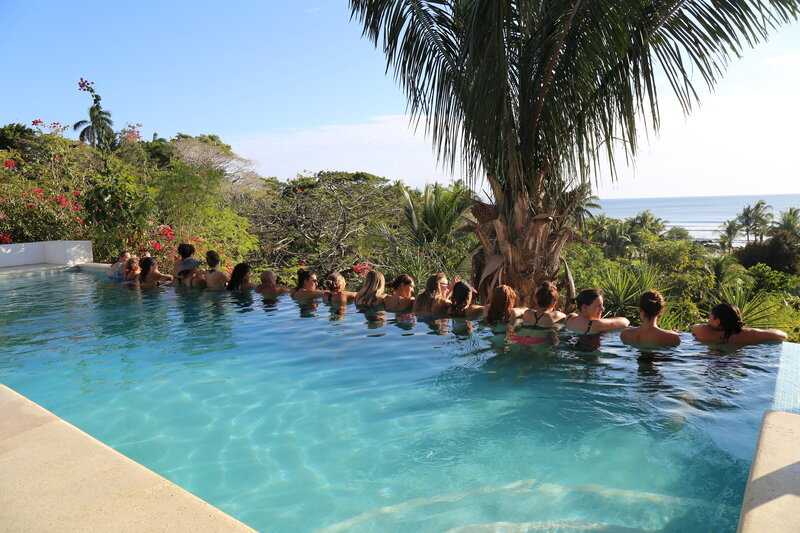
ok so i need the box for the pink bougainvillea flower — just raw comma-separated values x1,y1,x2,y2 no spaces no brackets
73,190,80,196
31,119,44,126
56,156,62,161
298,261,307,266
3,160,16,168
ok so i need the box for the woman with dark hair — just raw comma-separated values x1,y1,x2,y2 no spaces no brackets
227,263,257,291
621,290,680,346
448,281,484,318
139,257,174,288
413,273,452,313
563,288,629,333
291,269,329,299
204,250,229,289
180,258,207,289
692,303,787,344
522,281,566,327
483,285,525,323
384,274,415,311
355,270,386,308
173,243,196,279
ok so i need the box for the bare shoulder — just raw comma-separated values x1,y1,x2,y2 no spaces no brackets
692,323,718,341
737,327,788,343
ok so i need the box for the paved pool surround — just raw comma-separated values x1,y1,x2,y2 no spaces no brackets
1,260,798,531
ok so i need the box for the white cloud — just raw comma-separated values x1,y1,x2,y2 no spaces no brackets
228,115,464,190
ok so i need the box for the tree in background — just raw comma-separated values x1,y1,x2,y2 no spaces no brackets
772,207,800,239
350,0,799,304
72,79,115,151
718,219,741,252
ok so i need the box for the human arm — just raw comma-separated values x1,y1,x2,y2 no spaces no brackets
594,316,630,331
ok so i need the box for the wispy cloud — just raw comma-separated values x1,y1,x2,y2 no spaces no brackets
765,53,800,65
228,115,463,190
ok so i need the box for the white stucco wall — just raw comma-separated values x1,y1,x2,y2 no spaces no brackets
0,241,93,267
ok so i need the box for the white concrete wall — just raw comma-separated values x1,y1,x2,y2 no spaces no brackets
0,241,93,267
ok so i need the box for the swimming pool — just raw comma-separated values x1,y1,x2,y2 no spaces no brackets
0,269,782,532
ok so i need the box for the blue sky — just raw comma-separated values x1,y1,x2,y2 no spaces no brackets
2,1,799,198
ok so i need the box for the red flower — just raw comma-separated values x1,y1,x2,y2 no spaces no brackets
0,233,11,244
3,160,15,168
31,119,44,126
149,241,162,251
56,156,62,161
299,261,307,266
56,195,69,206
73,190,80,196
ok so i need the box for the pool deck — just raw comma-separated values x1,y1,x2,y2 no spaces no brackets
0,384,255,532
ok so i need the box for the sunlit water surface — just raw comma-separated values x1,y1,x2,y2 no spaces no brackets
0,270,781,532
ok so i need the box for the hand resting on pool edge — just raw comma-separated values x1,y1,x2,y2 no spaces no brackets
692,303,787,344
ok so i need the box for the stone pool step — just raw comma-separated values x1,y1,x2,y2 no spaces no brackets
0,383,255,532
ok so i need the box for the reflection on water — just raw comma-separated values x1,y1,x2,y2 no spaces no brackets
0,270,783,533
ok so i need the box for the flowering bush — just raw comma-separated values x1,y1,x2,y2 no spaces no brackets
0,233,11,244
0,184,86,243
352,262,373,278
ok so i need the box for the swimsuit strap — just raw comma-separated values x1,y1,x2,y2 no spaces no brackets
532,311,543,326
584,319,593,335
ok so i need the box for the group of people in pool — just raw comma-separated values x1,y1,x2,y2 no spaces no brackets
106,245,788,346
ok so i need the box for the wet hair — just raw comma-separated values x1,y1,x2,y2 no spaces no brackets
576,288,603,312
414,273,447,312
355,270,385,308
117,250,129,260
639,290,665,319
486,285,517,323
206,250,220,268
227,263,252,291
125,257,139,271
534,281,560,310
389,274,414,291
326,272,346,293
711,303,744,343
449,281,473,317
139,257,156,283
177,243,195,259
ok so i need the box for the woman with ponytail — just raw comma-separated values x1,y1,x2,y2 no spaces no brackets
384,274,415,311
448,281,484,318
522,281,566,327
139,257,174,288
413,273,452,313
483,285,526,324
620,291,680,346
692,303,786,344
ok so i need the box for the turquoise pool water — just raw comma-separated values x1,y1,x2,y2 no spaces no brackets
0,269,782,532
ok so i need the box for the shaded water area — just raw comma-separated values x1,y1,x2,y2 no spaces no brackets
0,270,782,532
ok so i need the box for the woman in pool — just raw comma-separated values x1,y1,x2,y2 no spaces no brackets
522,281,566,327
692,303,787,344
324,272,357,304
107,250,130,280
227,263,257,291
383,274,415,311
204,251,230,289
448,281,484,318
563,288,630,333
291,269,329,299
620,290,680,346
139,257,174,288
355,270,386,308
180,258,207,289
484,285,526,323
413,273,452,313
173,243,196,280
122,257,140,282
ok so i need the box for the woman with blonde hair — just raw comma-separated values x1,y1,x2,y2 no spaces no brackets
355,270,386,308
483,285,526,323
413,273,452,313
325,272,358,304
522,281,566,327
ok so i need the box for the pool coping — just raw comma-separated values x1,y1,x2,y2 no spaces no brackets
0,383,256,532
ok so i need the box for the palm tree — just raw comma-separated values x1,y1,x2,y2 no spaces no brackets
73,91,114,151
402,181,473,247
601,223,633,261
630,210,666,236
350,1,799,303
751,200,774,242
718,219,741,252
771,207,800,238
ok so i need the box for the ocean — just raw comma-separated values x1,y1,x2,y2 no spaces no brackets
594,193,800,244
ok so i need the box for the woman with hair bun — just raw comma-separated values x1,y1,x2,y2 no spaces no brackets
692,303,787,344
324,272,357,304
384,274,415,311
291,269,329,299
204,250,230,289
522,281,566,327
620,290,680,346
